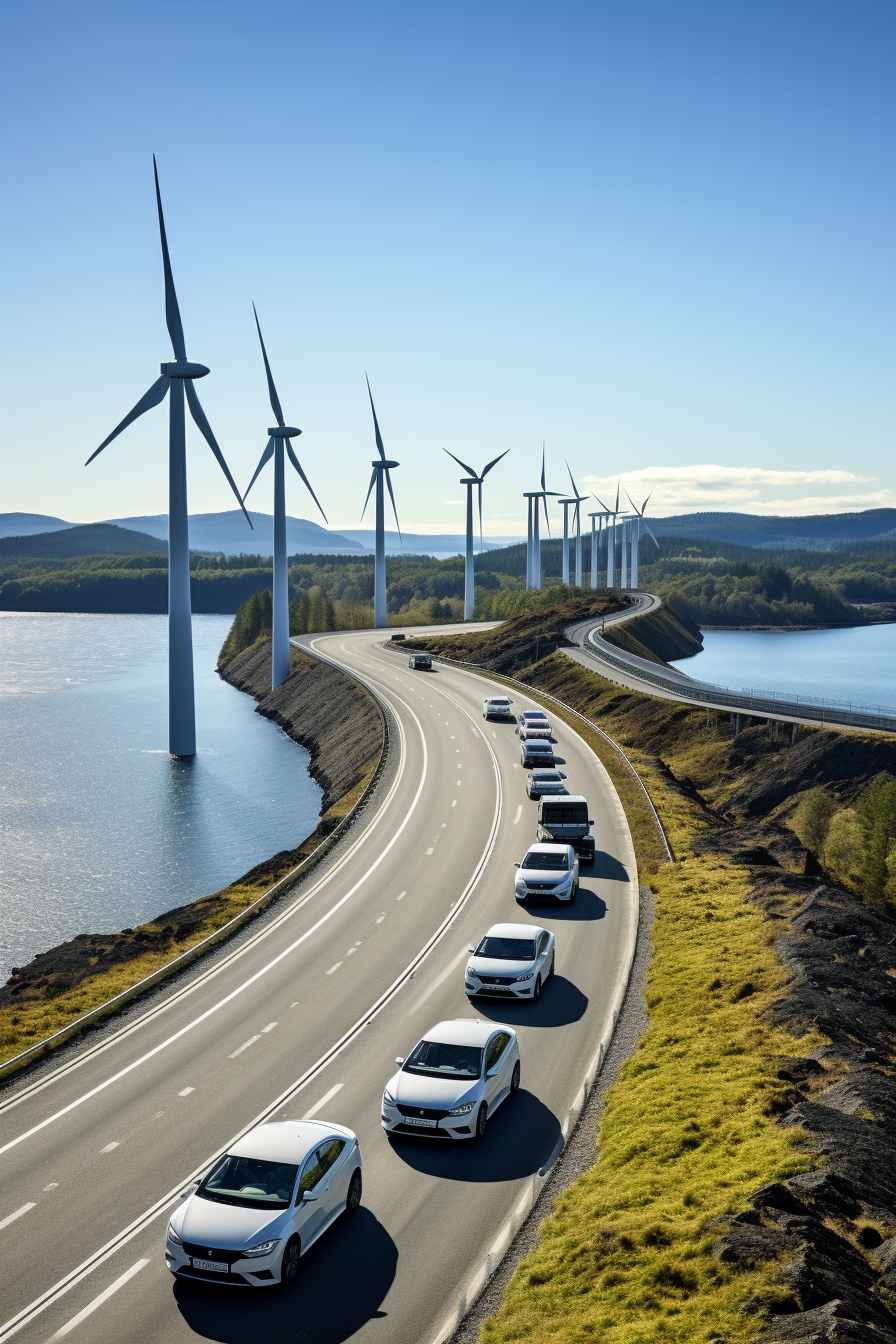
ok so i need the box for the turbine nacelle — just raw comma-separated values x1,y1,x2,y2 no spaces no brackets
269,425,301,438
372,459,400,470
160,360,209,379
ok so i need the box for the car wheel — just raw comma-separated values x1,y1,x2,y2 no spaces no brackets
533,974,542,1001
345,1169,362,1215
510,1060,521,1095
474,1102,488,1140
279,1236,301,1288
570,881,578,902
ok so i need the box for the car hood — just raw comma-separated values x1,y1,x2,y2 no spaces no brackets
468,956,533,977
387,1070,481,1109
174,1194,288,1250
519,865,568,883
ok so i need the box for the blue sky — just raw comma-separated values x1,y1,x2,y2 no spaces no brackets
1,0,893,533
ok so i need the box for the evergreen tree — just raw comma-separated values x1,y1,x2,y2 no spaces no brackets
790,788,836,856
857,772,896,905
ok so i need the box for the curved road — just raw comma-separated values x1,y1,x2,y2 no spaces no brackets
0,628,637,1344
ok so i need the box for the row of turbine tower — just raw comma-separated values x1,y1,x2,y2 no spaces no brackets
87,160,656,758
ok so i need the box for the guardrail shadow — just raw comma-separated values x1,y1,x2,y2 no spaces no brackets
388,1089,561,1182
172,1207,396,1342
472,975,587,1027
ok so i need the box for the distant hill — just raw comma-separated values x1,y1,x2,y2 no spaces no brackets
336,529,526,554
0,524,167,559
649,509,896,550
101,511,365,555
0,513,75,538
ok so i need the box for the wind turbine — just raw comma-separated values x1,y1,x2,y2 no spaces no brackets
523,446,560,590
243,305,327,690
443,449,509,620
86,157,251,758
594,484,621,588
625,490,659,589
565,463,589,587
361,378,401,628
587,507,611,589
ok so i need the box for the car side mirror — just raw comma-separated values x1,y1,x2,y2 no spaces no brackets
302,1191,318,1202
395,1056,404,1066
588,819,594,826
468,948,475,954
487,1066,501,1077
514,862,520,868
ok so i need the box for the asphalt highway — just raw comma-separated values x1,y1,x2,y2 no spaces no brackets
0,628,637,1344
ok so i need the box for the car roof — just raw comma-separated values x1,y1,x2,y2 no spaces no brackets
485,695,510,701
531,767,560,774
228,1120,353,1165
423,1018,509,1046
524,740,552,749
523,842,573,854
483,922,545,940
540,793,587,803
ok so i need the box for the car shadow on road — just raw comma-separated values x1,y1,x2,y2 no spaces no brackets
525,888,607,920
471,975,587,1027
388,1089,561,1182
587,850,629,882
171,1207,396,1343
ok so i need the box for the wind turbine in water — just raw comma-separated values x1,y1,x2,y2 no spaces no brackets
361,379,401,628
523,447,561,589
625,490,659,589
243,305,328,690
443,449,509,620
86,157,251,758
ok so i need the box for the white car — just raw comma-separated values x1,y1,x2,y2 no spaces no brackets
514,842,579,902
483,695,514,720
382,1019,520,1141
165,1120,362,1288
465,923,555,1000
526,767,567,799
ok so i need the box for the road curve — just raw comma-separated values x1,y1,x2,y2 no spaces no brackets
0,627,637,1344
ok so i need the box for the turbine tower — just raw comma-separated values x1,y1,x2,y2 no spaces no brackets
594,484,621,588
565,463,589,587
523,447,560,590
361,378,400,628
625,491,659,589
443,449,509,620
588,508,610,589
244,305,328,690
558,496,576,585
87,156,251,758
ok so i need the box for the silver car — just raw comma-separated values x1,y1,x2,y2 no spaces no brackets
465,923,555,1000
514,843,579,903
382,1019,520,1141
483,695,514,720
526,768,566,799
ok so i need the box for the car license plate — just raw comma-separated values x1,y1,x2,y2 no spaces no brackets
192,1258,229,1272
404,1116,438,1127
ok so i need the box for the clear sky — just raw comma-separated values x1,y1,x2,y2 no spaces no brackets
1,0,893,534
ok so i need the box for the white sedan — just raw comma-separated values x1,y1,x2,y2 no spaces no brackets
514,843,579,902
465,922,555,1000
382,1019,520,1141
165,1120,362,1288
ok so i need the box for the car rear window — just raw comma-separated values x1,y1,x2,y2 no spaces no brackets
532,771,561,781
523,851,569,870
541,801,589,824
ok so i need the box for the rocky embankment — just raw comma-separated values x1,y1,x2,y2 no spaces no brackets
1,641,382,1021
601,594,704,665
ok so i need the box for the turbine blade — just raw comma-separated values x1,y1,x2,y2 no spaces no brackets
540,442,546,492
478,480,483,550
542,492,551,538
614,481,620,512
184,381,253,528
243,438,275,501
86,375,170,464
624,488,639,514
252,303,285,427
365,374,387,460
641,492,652,513
566,460,578,497
384,467,401,539
286,437,328,523
592,493,610,511
361,467,377,520
645,522,660,548
480,448,510,478
443,446,478,478
152,156,186,360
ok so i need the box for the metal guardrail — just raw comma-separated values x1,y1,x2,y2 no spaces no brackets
570,607,896,734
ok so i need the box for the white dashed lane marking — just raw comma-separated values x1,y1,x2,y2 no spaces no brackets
301,1084,344,1120
0,1202,35,1230
325,962,343,976
48,1259,150,1340
514,804,523,824
100,1142,120,1154
178,1088,194,1097
262,1022,278,1034
229,1035,261,1058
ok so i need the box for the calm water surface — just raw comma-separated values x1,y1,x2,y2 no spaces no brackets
0,614,321,981
671,623,896,713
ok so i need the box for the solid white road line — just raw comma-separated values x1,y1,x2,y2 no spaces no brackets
48,1260,150,1340
301,1084,344,1120
228,1036,260,1059
0,1203,35,1230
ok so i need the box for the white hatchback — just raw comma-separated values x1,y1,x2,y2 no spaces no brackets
165,1120,362,1289
465,923,555,1000
382,1019,520,1141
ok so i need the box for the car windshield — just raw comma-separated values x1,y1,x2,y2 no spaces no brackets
403,1040,484,1078
475,936,536,960
198,1155,298,1210
523,851,569,870
533,771,561,781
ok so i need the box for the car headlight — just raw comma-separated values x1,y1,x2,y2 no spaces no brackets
242,1238,280,1258
465,967,479,980
166,1224,183,1246
514,878,527,892
448,1101,476,1115
383,1089,396,1106
515,970,536,982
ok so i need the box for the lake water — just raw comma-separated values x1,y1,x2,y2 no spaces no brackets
671,623,896,715
0,614,322,983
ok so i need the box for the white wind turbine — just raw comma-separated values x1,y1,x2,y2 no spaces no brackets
243,305,328,690
87,157,251,758
361,378,401,628
587,507,611,589
565,463,589,587
625,490,659,589
593,484,621,588
522,446,560,590
443,449,510,620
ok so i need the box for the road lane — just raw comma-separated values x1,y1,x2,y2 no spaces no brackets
0,628,637,1344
